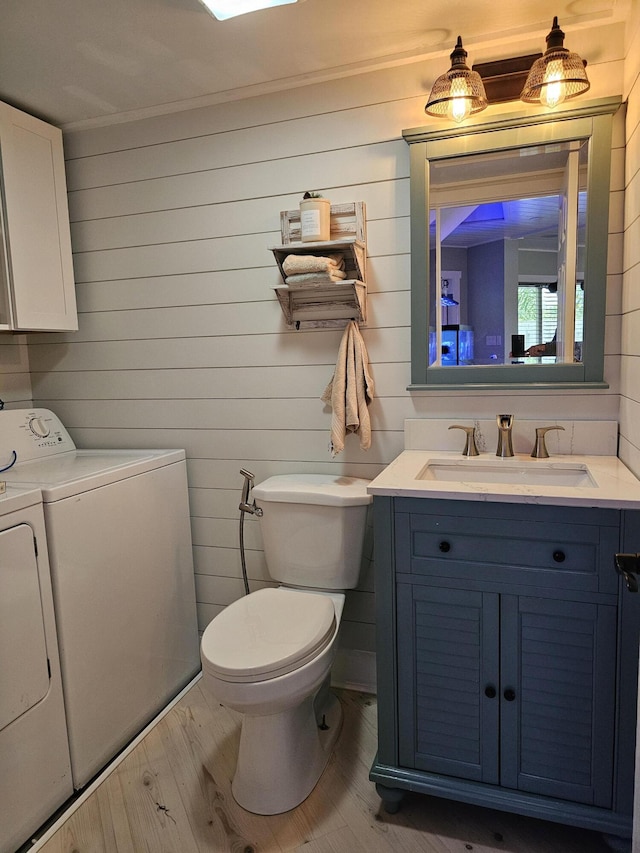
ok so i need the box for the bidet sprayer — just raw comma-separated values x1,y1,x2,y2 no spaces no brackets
239,468,263,516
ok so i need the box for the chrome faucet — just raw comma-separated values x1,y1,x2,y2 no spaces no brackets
448,424,479,457
496,414,514,458
531,425,565,458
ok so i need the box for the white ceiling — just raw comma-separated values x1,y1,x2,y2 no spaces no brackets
0,0,628,130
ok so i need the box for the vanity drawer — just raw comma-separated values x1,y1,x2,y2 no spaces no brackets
395,505,620,594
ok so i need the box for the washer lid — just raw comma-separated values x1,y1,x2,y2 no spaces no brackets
252,474,372,506
201,588,336,682
3,448,185,500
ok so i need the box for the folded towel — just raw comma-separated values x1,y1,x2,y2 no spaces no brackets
285,270,347,285
282,254,344,276
321,321,374,456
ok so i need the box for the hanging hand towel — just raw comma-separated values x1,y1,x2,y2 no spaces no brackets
321,321,374,456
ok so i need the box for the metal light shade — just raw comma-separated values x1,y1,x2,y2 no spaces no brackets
521,17,590,108
425,36,488,123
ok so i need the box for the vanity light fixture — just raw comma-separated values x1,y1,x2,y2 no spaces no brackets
198,0,297,21
520,16,590,108
427,18,590,123
425,36,488,123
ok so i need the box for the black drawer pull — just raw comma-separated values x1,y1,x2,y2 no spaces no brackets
553,550,566,563
484,685,496,699
504,688,516,702
439,541,451,553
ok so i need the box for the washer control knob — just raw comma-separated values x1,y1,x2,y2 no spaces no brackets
29,416,50,438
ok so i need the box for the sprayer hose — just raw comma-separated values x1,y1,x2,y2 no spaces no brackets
239,510,251,596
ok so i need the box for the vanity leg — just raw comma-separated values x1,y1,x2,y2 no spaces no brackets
375,783,405,814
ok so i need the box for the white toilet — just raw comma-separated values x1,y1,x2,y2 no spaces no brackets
200,474,372,815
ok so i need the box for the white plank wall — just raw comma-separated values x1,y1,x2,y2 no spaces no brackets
620,7,640,481
12,27,627,672
623,15,640,853
0,336,32,405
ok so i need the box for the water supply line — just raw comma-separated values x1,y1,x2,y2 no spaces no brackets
238,468,262,596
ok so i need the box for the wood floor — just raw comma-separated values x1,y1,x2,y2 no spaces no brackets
32,680,616,853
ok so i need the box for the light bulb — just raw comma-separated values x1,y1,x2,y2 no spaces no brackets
448,77,471,123
540,59,566,108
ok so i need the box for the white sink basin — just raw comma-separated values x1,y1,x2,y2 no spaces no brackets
417,460,597,488
366,451,640,508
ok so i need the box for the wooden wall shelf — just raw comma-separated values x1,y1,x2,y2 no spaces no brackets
270,202,368,330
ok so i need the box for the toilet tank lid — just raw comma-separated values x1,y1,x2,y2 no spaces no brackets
252,474,372,506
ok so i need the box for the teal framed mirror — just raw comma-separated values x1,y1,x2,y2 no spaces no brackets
403,97,621,390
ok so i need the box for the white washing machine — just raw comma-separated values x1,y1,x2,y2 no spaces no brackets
0,482,73,853
1,408,200,790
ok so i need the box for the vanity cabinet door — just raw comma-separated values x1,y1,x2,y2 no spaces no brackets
500,594,616,807
397,581,617,807
397,583,500,784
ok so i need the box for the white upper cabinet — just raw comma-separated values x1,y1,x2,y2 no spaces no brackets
0,101,77,332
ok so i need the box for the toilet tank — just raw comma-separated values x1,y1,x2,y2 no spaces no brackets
251,475,372,590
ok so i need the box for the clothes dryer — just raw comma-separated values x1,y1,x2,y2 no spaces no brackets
0,483,72,853
1,408,200,789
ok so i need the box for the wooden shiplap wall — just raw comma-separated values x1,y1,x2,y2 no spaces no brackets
17,31,626,666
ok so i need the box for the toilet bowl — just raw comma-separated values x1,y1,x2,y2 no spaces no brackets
201,588,344,814
200,474,371,815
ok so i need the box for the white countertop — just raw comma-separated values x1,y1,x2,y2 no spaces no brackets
367,450,640,509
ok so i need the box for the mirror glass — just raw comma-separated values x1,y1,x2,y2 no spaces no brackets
404,100,619,389
429,141,587,368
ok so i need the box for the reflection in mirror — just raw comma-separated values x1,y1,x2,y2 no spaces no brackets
403,98,620,389
428,140,588,367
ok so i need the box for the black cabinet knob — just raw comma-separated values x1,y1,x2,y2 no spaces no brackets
484,685,496,699
504,688,516,702
553,550,566,563
439,541,451,553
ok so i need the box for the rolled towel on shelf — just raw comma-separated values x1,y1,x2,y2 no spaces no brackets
321,320,374,457
285,270,347,285
282,253,345,275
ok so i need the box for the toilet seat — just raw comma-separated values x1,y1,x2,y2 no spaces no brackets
201,588,336,683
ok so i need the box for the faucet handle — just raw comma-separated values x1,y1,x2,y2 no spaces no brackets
449,425,479,457
531,425,565,458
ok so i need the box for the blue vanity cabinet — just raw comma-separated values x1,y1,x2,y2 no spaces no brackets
370,496,640,838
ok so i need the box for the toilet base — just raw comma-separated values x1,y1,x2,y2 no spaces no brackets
231,690,343,814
